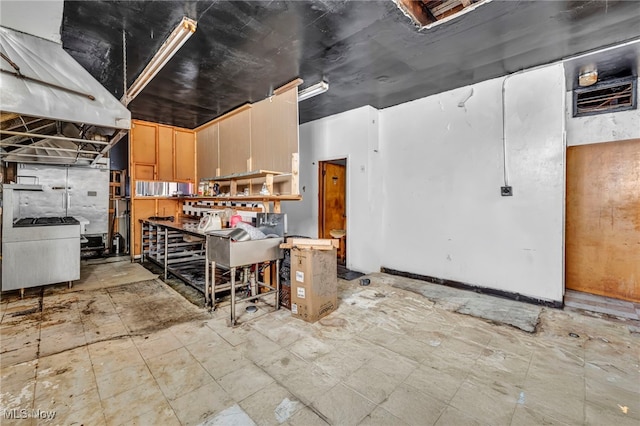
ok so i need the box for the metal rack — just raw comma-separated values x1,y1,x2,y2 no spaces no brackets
140,219,283,325
140,220,207,292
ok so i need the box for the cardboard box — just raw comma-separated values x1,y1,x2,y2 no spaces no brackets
290,247,337,322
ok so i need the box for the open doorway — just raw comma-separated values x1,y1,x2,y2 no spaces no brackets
318,159,347,265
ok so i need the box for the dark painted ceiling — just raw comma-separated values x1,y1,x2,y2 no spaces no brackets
60,1,640,129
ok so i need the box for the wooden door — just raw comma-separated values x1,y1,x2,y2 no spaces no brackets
566,139,640,302
157,125,174,181
131,121,156,164
319,161,346,263
175,129,195,182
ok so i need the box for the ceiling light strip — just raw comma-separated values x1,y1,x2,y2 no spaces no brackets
298,81,329,102
122,17,197,106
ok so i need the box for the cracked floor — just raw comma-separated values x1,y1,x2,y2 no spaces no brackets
1,258,639,425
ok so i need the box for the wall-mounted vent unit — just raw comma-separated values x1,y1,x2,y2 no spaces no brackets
573,77,637,117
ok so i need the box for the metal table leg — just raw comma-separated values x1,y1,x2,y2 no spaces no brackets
164,228,169,280
139,221,144,263
205,242,210,307
230,266,236,325
210,261,216,309
276,259,281,311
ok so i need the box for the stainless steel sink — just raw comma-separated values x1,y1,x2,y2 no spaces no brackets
206,231,283,267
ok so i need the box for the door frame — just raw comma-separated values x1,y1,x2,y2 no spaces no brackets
318,156,349,265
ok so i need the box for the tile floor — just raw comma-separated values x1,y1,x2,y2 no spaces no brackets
1,259,639,425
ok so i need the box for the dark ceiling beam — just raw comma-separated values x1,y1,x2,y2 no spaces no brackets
418,1,438,23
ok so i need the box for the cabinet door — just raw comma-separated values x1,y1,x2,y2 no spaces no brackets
133,164,155,181
196,123,218,181
251,88,298,172
131,199,156,257
157,125,174,181
219,109,251,176
131,121,157,164
175,129,195,181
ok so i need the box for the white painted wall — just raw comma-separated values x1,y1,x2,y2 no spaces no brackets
380,65,566,302
282,106,383,273
0,1,63,43
565,78,640,146
290,65,567,302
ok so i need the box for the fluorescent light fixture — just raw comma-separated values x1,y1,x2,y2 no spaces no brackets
122,17,197,105
298,80,329,102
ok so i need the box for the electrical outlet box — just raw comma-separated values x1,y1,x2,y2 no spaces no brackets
501,186,513,196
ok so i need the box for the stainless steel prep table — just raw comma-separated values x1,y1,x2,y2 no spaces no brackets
140,219,283,324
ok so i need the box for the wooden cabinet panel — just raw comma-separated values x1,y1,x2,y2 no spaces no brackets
134,164,155,181
219,109,251,176
157,199,178,218
131,199,156,256
196,123,219,181
251,88,298,172
175,129,195,181
157,125,174,181
131,122,156,164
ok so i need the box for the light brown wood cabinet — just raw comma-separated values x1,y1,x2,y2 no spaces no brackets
219,108,251,176
251,88,298,172
175,129,196,181
196,122,219,182
157,125,174,181
130,120,196,183
129,120,195,258
130,121,157,173
194,83,301,196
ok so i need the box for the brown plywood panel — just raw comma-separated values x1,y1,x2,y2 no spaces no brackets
157,125,174,181
157,199,178,218
566,139,640,303
175,129,195,182
251,88,298,173
219,108,251,176
131,199,156,256
196,122,219,181
131,120,156,164
133,164,155,181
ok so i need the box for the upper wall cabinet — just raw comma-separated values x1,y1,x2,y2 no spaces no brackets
130,120,195,183
196,122,219,183
131,121,156,165
219,107,251,176
157,125,174,181
251,88,298,172
195,80,301,195
175,129,196,181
